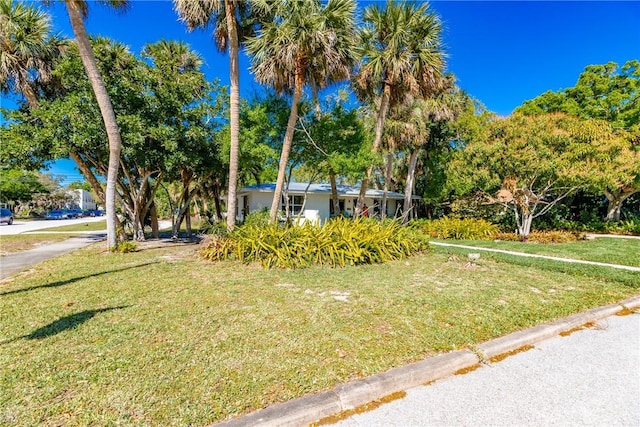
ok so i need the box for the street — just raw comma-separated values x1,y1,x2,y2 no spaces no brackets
336,312,640,426
0,216,106,236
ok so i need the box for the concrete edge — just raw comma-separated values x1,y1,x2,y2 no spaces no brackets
211,298,640,427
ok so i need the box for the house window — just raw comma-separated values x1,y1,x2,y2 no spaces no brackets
282,195,304,215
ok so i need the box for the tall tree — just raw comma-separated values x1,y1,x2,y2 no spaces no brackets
352,0,444,216
517,60,640,220
246,0,357,224
45,0,129,249
174,0,257,232
0,0,67,108
447,113,629,238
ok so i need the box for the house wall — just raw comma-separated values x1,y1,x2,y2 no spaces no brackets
239,192,403,223
66,189,97,210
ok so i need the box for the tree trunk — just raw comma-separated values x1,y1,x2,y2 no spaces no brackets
213,185,223,222
23,85,40,110
604,188,637,222
356,83,391,215
150,202,159,239
66,1,122,249
329,172,340,217
225,0,240,233
381,150,393,220
403,148,420,224
269,72,303,224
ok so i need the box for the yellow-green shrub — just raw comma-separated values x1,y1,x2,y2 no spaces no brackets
200,217,430,269
495,230,582,243
411,217,500,240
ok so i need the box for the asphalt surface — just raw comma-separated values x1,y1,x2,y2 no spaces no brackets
0,216,106,236
336,312,640,427
0,233,106,279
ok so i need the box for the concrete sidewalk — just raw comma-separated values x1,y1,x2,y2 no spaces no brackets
214,296,640,427
0,233,106,279
430,241,640,272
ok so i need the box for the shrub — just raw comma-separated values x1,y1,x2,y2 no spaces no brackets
494,231,582,243
110,240,137,253
200,217,431,269
242,208,270,227
411,217,500,240
200,219,228,237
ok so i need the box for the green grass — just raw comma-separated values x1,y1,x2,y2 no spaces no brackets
0,234,76,255
433,237,640,268
34,220,107,233
1,242,638,425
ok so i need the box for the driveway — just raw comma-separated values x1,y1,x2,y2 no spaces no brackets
0,234,107,279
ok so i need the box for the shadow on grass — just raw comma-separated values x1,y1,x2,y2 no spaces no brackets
0,262,158,297
26,306,131,340
1,306,130,344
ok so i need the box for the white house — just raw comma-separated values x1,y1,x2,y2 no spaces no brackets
66,189,97,210
236,182,419,223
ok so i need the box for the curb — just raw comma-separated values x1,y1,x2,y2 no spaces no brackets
213,296,640,427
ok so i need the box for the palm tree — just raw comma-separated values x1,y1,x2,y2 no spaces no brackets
352,0,444,216
174,0,257,232
44,0,128,250
0,0,67,108
246,0,357,224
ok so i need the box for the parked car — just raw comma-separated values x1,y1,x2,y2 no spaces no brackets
82,209,103,217
66,209,84,218
0,208,14,225
45,210,70,220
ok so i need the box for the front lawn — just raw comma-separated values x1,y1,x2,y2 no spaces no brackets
34,220,107,233
1,241,637,425
432,236,640,268
0,234,76,255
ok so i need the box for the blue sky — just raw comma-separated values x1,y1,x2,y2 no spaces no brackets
9,1,640,183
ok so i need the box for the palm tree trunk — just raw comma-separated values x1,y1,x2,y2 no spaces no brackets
356,83,391,215
23,85,39,110
65,1,121,249
381,150,393,220
225,0,240,232
403,147,419,224
269,73,303,224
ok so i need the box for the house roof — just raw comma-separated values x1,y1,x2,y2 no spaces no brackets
238,183,418,200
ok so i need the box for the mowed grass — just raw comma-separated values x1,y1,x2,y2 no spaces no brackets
34,220,107,233
1,241,638,426
433,237,640,268
0,234,76,255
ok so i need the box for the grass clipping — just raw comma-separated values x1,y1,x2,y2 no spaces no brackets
200,217,431,269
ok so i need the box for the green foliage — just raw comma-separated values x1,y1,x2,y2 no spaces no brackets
110,240,137,253
412,217,500,240
517,60,640,130
200,217,431,269
200,219,228,237
0,169,49,202
242,208,270,227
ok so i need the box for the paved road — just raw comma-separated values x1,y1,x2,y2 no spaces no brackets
0,216,106,236
336,312,640,427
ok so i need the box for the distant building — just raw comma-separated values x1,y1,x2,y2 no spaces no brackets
66,189,97,210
